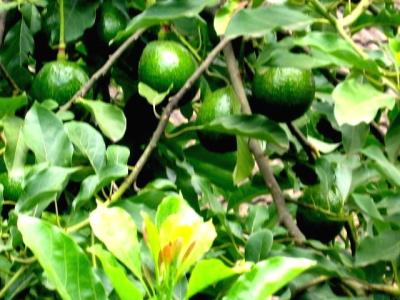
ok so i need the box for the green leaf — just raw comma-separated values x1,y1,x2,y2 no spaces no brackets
23,103,73,167
245,229,273,263
307,136,340,154
355,230,400,266
333,79,395,126
385,113,400,162
115,0,218,42
17,215,107,300
341,123,369,154
16,166,76,213
202,114,289,151
245,205,269,233
214,1,240,36
187,259,250,298
45,0,99,44
225,5,314,39
72,145,129,209
89,205,142,280
352,194,383,221
138,82,172,106
3,116,28,178
76,98,127,143
223,256,316,300
0,94,28,119
362,146,400,187
233,137,254,185
88,245,144,300
20,4,42,34
0,20,34,88
65,121,106,173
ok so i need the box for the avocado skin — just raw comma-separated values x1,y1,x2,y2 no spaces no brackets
97,2,128,44
138,40,198,96
251,67,315,122
32,60,91,105
296,186,345,243
197,86,240,153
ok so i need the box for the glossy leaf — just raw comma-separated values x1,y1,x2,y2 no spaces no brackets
115,0,218,41
225,5,314,38
355,230,400,266
223,256,316,300
352,194,383,221
202,114,289,151
0,94,28,119
16,166,76,213
333,79,395,126
45,0,99,44
23,103,73,166
245,229,273,263
3,116,28,178
362,146,400,187
17,215,107,300
90,205,142,279
65,121,106,173
233,137,254,185
385,113,400,162
187,259,251,298
138,82,171,106
76,98,127,142
88,245,144,300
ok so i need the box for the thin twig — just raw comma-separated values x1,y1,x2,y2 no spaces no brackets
222,41,305,244
0,265,29,298
287,122,319,163
341,0,372,27
0,62,21,94
58,28,146,113
0,5,7,49
343,278,400,296
109,37,231,203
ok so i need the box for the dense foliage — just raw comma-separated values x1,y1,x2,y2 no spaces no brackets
0,0,400,299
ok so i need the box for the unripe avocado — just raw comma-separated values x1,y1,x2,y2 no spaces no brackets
296,186,345,243
252,67,315,122
197,86,241,153
97,2,128,44
32,60,90,105
138,40,198,96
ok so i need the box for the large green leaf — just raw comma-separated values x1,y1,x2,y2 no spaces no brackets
202,114,289,151
45,0,99,44
3,116,28,178
362,146,400,187
352,194,383,221
0,94,28,119
223,257,316,300
233,137,254,185
245,229,273,263
16,166,76,213
89,205,142,280
23,103,73,167
187,259,251,298
76,98,127,142
0,20,34,88
333,79,395,126
17,215,107,300
224,5,314,39
72,145,129,208
355,230,400,266
115,0,218,41
88,245,144,300
65,121,106,173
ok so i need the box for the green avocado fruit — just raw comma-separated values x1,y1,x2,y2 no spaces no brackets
197,86,241,153
97,2,128,44
252,67,315,122
0,173,23,201
138,40,198,97
32,60,90,105
296,186,345,243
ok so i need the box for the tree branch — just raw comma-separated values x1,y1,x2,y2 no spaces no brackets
109,37,232,203
287,122,319,163
222,41,305,244
58,28,146,113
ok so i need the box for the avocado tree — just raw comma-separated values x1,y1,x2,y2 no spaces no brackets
0,0,399,299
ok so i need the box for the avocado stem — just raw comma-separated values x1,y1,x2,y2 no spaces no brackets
57,0,66,60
